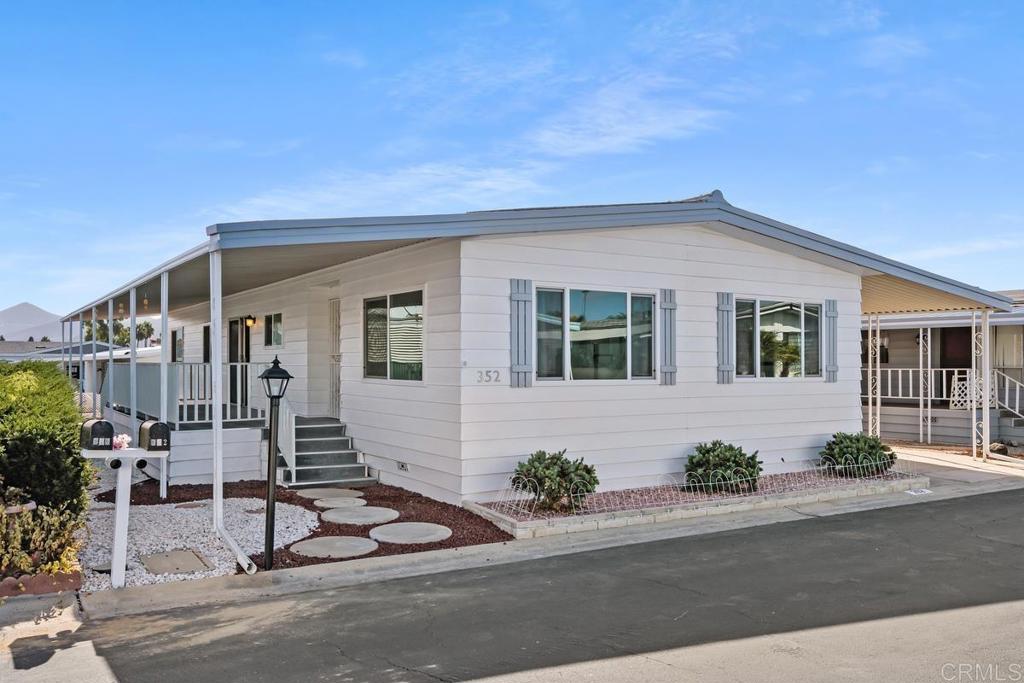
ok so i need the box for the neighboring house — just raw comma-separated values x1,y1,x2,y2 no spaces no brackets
0,340,63,362
58,191,1011,506
861,290,1024,445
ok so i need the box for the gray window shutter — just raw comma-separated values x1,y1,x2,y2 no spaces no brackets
509,279,533,388
824,298,839,383
716,292,735,384
659,289,677,385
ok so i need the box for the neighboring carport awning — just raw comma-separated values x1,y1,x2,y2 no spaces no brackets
861,274,1007,316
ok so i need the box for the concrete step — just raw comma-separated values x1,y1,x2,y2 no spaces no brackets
295,436,352,452
295,416,342,426
284,476,378,490
283,463,371,485
278,450,360,468
294,424,346,439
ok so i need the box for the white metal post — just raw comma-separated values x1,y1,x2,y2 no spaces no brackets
130,288,137,436
160,271,170,499
866,316,874,436
874,315,882,438
971,312,978,460
91,306,98,417
926,327,933,443
78,312,84,410
982,309,992,461
108,299,114,418
210,250,225,528
918,327,924,443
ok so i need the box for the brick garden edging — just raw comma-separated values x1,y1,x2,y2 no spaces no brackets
464,476,930,539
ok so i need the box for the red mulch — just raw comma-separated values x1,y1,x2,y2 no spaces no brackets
96,479,512,571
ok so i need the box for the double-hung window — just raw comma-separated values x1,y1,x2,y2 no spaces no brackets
536,288,655,381
735,299,821,378
263,313,283,347
363,290,424,381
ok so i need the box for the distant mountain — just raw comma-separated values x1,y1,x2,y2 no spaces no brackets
0,302,78,341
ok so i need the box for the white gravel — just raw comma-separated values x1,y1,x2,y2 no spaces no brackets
78,473,319,591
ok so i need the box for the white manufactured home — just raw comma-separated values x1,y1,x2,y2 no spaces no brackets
60,191,1012,507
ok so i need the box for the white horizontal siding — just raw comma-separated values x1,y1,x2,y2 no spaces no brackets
457,224,863,500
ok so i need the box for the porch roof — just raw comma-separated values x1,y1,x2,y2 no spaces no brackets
61,190,1012,320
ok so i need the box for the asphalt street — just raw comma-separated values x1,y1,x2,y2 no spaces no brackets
7,488,1024,682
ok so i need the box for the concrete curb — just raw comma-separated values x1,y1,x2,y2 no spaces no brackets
465,477,930,538
77,472,1024,622
0,592,81,647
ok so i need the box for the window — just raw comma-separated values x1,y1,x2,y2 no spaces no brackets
735,299,821,378
363,290,423,381
536,288,655,381
536,289,564,379
171,327,185,362
202,325,210,364
263,313,283,347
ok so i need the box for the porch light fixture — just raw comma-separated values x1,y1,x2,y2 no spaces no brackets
244,314,257,328
258,356,292,570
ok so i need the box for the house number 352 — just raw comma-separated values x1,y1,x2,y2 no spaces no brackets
476,370,501,383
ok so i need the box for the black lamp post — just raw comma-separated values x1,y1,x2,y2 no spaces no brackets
259,356,292,570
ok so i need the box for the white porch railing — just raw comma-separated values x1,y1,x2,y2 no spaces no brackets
277,397,297,479
105,361,270,426
860,367,972,403
861,366,1024,419
995,369,1024,420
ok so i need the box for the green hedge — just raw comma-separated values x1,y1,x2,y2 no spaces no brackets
1,361,91,579
0,361,91,516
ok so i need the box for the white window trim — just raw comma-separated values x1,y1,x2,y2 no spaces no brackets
533,284,658,385
360,285,427,384
263,312,284,350
734,296,823,382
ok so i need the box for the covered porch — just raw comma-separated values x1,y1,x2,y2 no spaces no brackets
861,293,1024,453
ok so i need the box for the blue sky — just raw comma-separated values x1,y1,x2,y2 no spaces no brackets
1,1,1022,314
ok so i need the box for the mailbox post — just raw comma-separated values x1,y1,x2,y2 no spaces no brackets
80,419,171,588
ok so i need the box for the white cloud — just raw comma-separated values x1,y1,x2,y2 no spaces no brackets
865,155,914,175
207,160,556,221
526,75,720,157
321,49,367,69
858,33,928,69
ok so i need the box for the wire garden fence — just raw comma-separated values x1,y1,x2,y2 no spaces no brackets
486,457,920,522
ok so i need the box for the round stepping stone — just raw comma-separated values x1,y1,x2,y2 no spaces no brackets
369,522,452,545
294,487,364,500
313,497,367,509
322,506,400,525
290,536,378,559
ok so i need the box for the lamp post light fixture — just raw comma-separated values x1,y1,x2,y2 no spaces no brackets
244,314,257,328
258,356,292,570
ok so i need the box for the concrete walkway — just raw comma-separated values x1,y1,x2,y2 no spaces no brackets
5,482,1024,682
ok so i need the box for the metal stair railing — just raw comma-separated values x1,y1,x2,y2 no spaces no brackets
995,369,1024,420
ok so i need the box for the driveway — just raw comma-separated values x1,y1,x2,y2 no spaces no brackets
6,486,1024,682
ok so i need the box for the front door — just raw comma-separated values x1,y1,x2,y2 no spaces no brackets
940,327,973,368
228,318,251,414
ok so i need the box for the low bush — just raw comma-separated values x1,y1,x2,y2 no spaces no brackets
819,432,895,476
0,361,91,580
0,361,91,516
685,440,763,493
514,449,599,511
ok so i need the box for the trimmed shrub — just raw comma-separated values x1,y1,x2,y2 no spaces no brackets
0,362,91,581
514,449,599,511
819,432,895,476
685,440,763,493
0,361,91,516
1,502,82,578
